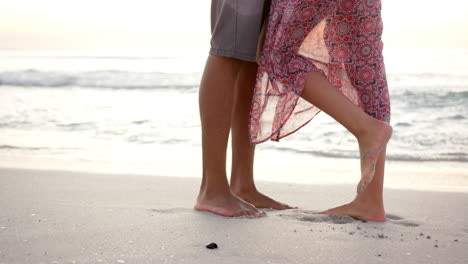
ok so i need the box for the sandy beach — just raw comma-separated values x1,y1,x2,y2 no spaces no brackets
0,167,467,264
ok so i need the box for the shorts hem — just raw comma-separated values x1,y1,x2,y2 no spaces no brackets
209,48,257,62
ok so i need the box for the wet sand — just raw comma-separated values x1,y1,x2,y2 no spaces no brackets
0,168,467,264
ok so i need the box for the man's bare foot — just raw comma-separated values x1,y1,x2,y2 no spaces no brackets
232,188,296,210
318,200,386,222
357,121,393,193
194,190,266,218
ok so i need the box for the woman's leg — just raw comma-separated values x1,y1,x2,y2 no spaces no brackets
301,72,392,194
300,72,392,221
320,148,388,222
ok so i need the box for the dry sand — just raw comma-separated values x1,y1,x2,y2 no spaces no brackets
0,168,467,264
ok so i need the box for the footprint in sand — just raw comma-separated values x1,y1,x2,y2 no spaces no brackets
386,214,420,227
279,211,420,226
278,210,355,224
386,214,404,220
148,208,193,214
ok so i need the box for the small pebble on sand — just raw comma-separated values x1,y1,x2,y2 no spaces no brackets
206,243,218,249
377,234,385,239
377,254,382,257
434,245,438,248
454,239,458,242
427,236,431,239
357,226,362,230
419,232,424,236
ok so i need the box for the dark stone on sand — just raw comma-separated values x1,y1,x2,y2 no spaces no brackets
427,236,431,239
419,232,424,236
377,254,382,257
377,234,385,239
349,232,355,235
434,245,438,248
206,243,218,249
454,239,458,242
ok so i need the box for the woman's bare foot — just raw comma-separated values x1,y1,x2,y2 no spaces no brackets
356,120,393,193
194,190,266,218
233,188,297,210
318,199,386,222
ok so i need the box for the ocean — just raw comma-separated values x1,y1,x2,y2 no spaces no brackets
0,49,467,188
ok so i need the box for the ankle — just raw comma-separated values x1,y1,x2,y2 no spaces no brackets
198,182,231,199
230,182,257,196
353,195,384,210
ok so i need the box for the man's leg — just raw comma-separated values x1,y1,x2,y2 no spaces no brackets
229,60,294,210
195,55,263,218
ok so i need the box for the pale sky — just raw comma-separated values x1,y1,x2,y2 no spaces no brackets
0,0,467,54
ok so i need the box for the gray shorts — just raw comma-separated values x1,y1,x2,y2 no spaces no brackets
210,0,269,62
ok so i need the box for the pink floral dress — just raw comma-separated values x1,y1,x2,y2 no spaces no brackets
249,0,391,143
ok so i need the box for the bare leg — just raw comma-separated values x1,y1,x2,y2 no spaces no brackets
319,148,387,222
301,72,392,193
229,61,295,210
194,55,264,218
300,72,392,221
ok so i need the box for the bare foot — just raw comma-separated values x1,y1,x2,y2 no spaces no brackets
357,121,393,193
194,190,266,218
318,201,386,222
233,188,296,210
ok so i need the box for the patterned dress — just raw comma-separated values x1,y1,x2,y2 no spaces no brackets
249,0,391,144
